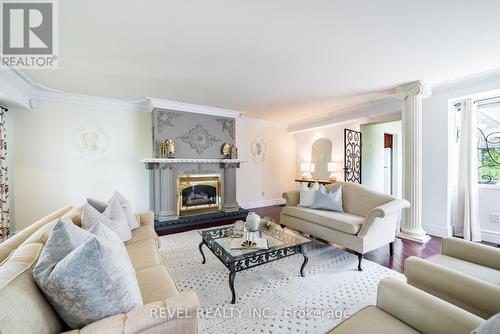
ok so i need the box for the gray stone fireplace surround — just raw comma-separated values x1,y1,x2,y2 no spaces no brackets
143,109,245,223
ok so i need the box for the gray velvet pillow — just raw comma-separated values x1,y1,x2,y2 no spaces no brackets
33,219,143,329
87,198,107,213
310,185,343,212
472,313,500,334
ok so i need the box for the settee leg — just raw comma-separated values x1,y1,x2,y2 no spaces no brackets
356,253,363,271
389,242,394,256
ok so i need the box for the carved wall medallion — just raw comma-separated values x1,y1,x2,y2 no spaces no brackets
177,123,221,154
157,111,182,133
72,123,109,163
216,118,235,139
251,137,267,163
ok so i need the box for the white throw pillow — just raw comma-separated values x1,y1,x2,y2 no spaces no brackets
110,191,140,230
82,201,131,242
310,185,343,212
33,219,143,329
299,182,320,207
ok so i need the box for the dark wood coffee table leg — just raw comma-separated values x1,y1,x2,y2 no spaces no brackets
199,241,206,264
229,270,236,304
300,246,308,277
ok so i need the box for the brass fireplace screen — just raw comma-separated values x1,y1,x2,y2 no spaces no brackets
177,174,221,216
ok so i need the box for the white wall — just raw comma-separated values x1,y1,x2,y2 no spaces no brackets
422,79,500,241
9,99,152,231
236,120,296,208
478,186,500,242
360,121,402,197
294,121,360,182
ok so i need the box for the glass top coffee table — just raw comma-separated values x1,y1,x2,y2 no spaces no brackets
198,223,311,304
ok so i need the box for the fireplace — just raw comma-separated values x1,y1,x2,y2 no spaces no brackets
177,174,221,216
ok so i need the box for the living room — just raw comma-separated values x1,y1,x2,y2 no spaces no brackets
0,1,499,333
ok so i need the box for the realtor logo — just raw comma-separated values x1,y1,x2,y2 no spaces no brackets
1,0,58,68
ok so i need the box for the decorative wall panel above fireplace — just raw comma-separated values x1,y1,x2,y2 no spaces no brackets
152,109,235,158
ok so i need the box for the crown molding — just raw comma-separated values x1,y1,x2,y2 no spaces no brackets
147,97,242,118
236,115,287,129
287,94,401,132
432,68,500,95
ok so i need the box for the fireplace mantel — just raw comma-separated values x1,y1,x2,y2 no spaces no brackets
142,157,247,223
141,158,247,164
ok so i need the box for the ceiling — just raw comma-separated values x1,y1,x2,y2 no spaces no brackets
24,0,500,124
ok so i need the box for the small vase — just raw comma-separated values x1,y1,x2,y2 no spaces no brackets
246,212,261,231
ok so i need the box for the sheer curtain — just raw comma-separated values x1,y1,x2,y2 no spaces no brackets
0,106,9,243
452,99,481,241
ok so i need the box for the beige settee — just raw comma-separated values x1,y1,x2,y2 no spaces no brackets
405,237,500,319
328,277,483,334
0,205,199,334
281,182,410,270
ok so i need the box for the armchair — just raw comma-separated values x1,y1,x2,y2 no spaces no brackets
405,237,500,319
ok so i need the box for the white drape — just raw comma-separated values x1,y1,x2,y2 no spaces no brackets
453,99,481,241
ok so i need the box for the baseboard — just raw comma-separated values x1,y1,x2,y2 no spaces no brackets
481,229,500,245
240,198,285,209
422,224,452,238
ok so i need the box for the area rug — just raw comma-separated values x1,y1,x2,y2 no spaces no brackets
160,230,404,334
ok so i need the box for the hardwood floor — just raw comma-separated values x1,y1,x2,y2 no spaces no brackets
251,205,443,273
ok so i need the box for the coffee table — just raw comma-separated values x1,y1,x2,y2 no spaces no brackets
198,223,311,304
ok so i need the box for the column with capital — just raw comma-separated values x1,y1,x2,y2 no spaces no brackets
396,81,431,243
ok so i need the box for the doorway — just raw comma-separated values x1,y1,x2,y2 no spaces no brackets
360,121,402,197
384,133,394,194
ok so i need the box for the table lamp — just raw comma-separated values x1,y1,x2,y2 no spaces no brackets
328,162,339,181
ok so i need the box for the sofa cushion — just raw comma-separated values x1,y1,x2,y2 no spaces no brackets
126,239,162,271
136,265,179,304
0,243,65,334
428,254,500,286
327,306,420,334
326,182,394,217
125,225,159,247
282,206,364,235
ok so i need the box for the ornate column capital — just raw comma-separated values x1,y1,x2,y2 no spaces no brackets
395,81,432,100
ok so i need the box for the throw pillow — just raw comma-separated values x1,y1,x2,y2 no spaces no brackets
111,191,140,230
299,182,320,207
472,313,500,334
82,201,132,242
87,198,107,213
310,185,343,212
33,218,91,280
33,220,143,329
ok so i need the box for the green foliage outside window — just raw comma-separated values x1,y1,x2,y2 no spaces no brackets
478,148,500,182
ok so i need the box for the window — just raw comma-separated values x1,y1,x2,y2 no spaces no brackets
477,105,500,184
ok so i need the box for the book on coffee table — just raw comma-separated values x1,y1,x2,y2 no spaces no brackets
229,236,268,250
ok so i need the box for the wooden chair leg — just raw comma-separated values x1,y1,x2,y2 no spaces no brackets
389,242,394,257
357,253,363,271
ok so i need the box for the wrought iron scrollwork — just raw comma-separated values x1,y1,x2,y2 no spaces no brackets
478,128,500,184
344,129,362,184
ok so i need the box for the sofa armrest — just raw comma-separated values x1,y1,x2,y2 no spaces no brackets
357,199,409,237
441,237,500,270
73,292,199,334
377,278,483,334
282,191,299,206
405,256,500,319
135,211,155,227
